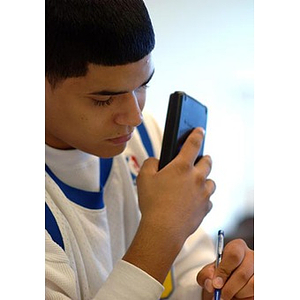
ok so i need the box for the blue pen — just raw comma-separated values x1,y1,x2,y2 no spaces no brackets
214,230,224,300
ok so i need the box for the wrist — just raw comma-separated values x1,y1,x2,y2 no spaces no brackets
123,217,185,284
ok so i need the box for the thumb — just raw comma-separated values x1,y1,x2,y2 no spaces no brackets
139,157,159,175
212,239,246,289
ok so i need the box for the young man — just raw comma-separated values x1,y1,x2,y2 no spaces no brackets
45,0,254,299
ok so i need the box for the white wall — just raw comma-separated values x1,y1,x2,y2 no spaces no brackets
143,0,254,238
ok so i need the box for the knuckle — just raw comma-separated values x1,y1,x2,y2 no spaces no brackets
137,158,156,178
230,238,247,247
220,248,243,272
198,156,212,176
218,265,232,279
202,155,212,166
144,157,157,164
140,157,151,168
188,133,202,149
232,238,247,248
144,157,158,169
205,200,213,214
237,268,250,283
198,180,216,201
176,159,191,173
174,153,194,173
195,171,206,185
200,200,212,218
227,249,242,266
226,238,247,254
206,179,216,195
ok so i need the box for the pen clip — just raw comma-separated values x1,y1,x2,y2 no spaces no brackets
217,232,224,255
216,230,224,266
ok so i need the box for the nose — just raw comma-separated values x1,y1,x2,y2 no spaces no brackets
114,92,143,127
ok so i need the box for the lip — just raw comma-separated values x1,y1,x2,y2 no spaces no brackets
107,132,133,145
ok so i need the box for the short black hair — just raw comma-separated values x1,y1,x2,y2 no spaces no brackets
46,0,155,86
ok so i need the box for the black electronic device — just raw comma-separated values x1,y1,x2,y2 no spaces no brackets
158,91,208,170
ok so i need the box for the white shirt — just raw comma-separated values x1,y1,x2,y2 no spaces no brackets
45,112,215,300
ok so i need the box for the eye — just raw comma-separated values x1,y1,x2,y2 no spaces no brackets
141,84,150,90
136,84,150,93
92,97,113,107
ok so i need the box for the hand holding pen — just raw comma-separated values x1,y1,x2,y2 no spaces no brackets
196,233,254,299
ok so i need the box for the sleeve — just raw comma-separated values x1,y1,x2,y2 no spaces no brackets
46,231,164,300
94,260,164,300
45,231,80,300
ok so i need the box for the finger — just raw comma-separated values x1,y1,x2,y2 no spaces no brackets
205,200,213,216
195,155,213,180
205,179,216,198
196,262,215,293
235,275,254,299
212,239,248,289
220,252,254,299
176,127,205,166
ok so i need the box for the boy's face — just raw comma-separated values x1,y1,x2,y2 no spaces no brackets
46,54,154,157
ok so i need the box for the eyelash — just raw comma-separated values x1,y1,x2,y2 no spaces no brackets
92,97,113,107
91,84,149,107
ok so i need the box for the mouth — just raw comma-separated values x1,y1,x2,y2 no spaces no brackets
107,132,133,145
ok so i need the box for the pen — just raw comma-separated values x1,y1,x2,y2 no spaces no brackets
214,230,224,300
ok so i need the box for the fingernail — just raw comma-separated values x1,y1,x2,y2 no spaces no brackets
213,277,224,288
204,278,214,293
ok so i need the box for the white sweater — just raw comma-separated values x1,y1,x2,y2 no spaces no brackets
45,113,215,300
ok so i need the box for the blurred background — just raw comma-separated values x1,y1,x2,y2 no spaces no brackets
143,0,254,248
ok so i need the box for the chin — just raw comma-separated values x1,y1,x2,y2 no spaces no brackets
89,144,127,158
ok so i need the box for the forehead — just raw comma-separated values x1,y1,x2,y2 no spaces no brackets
72,54,154,93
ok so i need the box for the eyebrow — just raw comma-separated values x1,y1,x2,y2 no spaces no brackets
89,69,155,96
